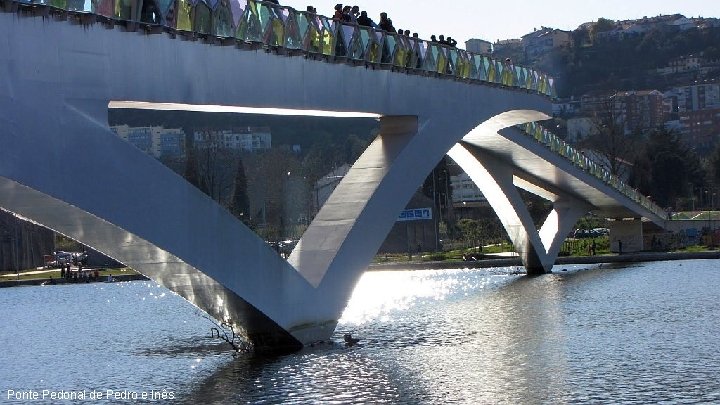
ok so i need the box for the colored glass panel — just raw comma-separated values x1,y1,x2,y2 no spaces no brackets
93,0,114,17
237,0,261,42
380,34,395,64
229,0,244,27
415,40,427,69
114,0,132,19
393,36,408,68
49,0,67,8
213,1,234,37
435,45,447,74
194,1,211,34
318,16,335,56
475,56,486,81
298,12,321,53
175,0,193,30
358,27,371,61
281,8,302,50
139,0,161,23
447,48,458,76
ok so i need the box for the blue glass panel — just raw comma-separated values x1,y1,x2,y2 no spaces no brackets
381,34,397,65
229,0,244,27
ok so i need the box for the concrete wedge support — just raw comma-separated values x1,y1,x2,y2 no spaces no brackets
448,142,589,275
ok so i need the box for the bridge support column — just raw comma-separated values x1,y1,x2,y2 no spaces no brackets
448,143,550,274
538,200,589,269
448,142,589,275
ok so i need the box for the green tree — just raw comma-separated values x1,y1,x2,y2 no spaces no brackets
231,156,250,225
631,130,706,208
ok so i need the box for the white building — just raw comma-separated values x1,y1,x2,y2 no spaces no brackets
111,125,186,158
465,38,492,54
450,172,487,206
193,127,271,152
663,83,720,114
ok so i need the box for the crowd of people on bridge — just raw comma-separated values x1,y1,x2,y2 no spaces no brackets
287,2,461,48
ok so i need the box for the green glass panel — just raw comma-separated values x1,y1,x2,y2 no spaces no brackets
525,69,534,90
358,28,371,60
194,1,212,34
213,4,234,37
237,1,261,42
258,3,274,45
421,43,434,71
50,0,67,8
381,34,396,64
475,56,486,81
467,53,479,79
298,12,310,39
495,61,504,84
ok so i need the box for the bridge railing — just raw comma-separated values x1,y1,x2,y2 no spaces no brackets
522,123,668,220
5,0,556,97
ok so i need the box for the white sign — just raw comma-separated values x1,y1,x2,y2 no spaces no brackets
398,208,432,222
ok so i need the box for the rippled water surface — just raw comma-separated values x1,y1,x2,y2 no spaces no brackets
1,260,719,404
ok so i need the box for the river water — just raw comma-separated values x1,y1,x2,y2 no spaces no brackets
1,259,719,404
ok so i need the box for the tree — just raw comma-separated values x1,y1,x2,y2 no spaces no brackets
631,129,706,208
230,156,250,225
578,95,640,180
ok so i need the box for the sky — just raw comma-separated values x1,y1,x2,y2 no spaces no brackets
281,0,720,47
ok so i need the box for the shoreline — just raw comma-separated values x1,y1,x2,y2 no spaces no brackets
369,250,720,271
0,273,148,288
1,251,717,288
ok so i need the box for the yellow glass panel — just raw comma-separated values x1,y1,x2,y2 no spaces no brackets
176,0,192,31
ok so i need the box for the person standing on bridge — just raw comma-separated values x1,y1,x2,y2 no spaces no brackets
378,12,395,33
357,10,373,27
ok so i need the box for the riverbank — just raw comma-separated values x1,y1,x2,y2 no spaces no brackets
369,250,720,271
1,251,717,288
0,268,148,288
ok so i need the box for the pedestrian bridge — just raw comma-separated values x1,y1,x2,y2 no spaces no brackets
0,0,666,352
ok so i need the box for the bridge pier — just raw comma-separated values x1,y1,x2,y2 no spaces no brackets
448,142,589,275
